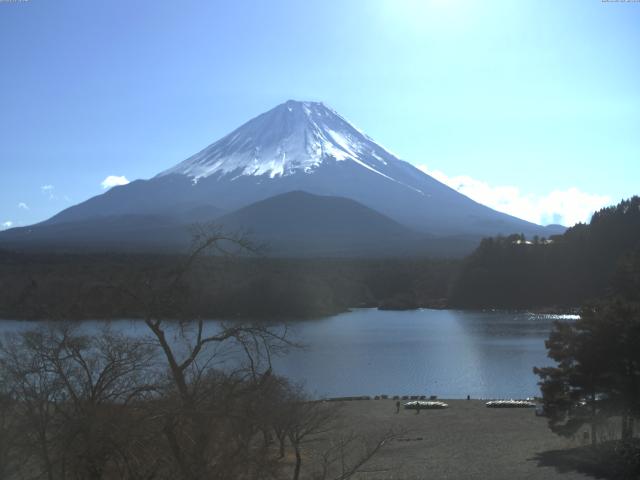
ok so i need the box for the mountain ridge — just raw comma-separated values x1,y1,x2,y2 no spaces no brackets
0,100,565,255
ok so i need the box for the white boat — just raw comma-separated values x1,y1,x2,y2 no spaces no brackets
485,399,536,408
404,401,448,409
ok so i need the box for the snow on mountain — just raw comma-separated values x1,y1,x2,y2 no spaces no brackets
14,99,560,246
158,100,409,187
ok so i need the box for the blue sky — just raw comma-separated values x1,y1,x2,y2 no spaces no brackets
1,0,638,229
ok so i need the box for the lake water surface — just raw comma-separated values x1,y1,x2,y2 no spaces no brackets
0,309,576,399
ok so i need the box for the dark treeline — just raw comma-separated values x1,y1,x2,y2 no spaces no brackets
451,196,640,309
0,249,458,320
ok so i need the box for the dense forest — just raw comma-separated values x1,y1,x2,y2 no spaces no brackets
0,249,457,320
1,197,638,320
450,196,640,308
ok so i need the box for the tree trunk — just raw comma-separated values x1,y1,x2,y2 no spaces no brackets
293,444,302,480
591,394,597,446
38,428,54,480
163,420,192,480
262,429,271,447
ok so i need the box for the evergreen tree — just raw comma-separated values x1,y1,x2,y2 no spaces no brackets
453,196,640,308
534,299,640,444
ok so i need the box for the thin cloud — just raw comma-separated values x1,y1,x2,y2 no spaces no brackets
418,165,611,227
18,202,29,210
1,221,13,230
41,184,56,200
101,175,130,189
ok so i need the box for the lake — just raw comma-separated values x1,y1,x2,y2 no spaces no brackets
0,309,575,399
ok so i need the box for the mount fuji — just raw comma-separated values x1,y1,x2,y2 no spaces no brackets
0,100,563,256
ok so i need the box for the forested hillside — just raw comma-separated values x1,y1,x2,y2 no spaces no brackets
0,251,457,320
451,197,640,308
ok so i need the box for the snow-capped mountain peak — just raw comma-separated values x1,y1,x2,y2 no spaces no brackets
13,99,554,248
157,100,399,181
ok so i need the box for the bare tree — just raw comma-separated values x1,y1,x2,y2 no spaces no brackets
279,387,400,480
286,398,337,480
1,224,395,480
114,224,293,479
312,430,398,480
0,324,158,480
0,372,19,480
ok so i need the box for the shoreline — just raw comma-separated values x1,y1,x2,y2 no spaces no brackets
0,305,580,322
322,394,540,402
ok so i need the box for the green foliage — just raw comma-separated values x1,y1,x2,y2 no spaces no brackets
534,299,640,444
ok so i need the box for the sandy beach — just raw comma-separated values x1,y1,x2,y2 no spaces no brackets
317,399,595,480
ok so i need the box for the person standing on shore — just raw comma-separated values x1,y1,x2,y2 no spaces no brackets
395,400,400,413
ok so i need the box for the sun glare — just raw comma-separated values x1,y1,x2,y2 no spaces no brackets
379,0,477,36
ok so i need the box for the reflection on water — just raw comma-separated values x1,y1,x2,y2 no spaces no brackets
271,309,569,399
0,309,572,399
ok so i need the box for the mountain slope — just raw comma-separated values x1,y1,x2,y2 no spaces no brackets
0,191,482,257
214,191,427,256
0,214,190,252
0,100,563,255
43,100,555,237
0,192,433,256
